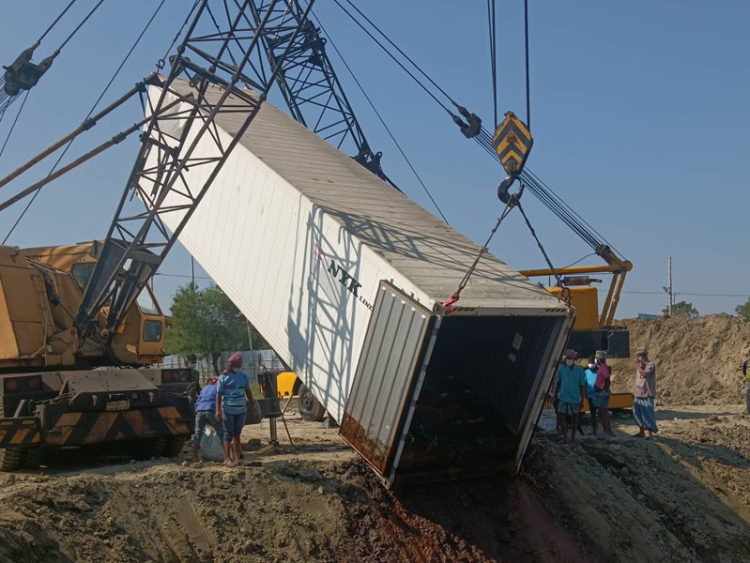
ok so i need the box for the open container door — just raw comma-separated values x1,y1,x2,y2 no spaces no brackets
341,282,573,488
339,282,439,487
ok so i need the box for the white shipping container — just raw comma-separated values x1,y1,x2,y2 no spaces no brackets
146,80,574,485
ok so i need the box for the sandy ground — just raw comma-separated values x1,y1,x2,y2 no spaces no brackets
2,315,749,561
0,401,748,563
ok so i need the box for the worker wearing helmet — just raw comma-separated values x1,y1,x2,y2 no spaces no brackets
554,349,587,442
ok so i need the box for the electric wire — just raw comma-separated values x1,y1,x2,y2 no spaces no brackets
312,13,449,223
2,0,167,244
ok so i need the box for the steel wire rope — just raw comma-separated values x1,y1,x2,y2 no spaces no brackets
38,0,79,44
0,1,98,135
487,0,498,128
2,0,168,244
516,199,562,287
311,12,449,224
524,0,531,128
333,0,623,272
468,123,619,252
56,0,106,54
559,252,596,270
338,0,460,108
0,91,30,162
444,197,517,308
157,0,201,70
330,0,453,115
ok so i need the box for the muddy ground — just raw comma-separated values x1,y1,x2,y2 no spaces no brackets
1,314,749,562
0,404,748,563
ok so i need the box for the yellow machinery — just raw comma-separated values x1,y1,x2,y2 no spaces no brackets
520,246,633,358
491,113,633,358
0,242,195,471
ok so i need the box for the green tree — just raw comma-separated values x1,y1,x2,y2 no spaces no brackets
735,297,750,322
662,300,699,319
165,283,269,374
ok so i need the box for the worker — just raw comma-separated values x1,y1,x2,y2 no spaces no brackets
741,351,750,415
191,374,221,463
216,353,258,467
632,347,658,438
584,355,599,434
593,350,613,436
554,349,586,442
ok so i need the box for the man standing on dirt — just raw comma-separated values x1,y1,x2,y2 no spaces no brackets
632,347,658,438
554,349,586,442
741,351,750,414
216,353,256,467
584,355,599,434
594,350,613,437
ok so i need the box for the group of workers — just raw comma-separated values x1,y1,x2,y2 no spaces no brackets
552,347,658,441
191,353,260,466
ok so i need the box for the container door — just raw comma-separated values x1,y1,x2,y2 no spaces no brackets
339,281,437,486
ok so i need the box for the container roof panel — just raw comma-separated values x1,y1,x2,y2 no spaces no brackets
171,80,568,312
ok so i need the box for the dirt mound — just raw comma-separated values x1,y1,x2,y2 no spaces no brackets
608,314,750,405
1,408,749,562
525,410,750,562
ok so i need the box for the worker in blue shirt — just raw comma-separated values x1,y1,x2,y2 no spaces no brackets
584,355,599,435
216,353,258,466
554,349,587,442
192,373,221,463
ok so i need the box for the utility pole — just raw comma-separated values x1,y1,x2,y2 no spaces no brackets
190,256,195,287
662,256,674,316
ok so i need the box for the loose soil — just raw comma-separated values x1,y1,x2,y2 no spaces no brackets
0,315,748,562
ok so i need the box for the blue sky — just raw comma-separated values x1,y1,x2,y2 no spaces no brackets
0,1,748,319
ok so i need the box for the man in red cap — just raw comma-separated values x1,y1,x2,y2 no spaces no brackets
216,353,257,466
554,348,587,442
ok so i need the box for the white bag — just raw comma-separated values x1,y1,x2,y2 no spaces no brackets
200,425,224,461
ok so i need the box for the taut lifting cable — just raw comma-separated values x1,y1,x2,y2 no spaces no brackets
0,91,29,162
487,0,498,128
517,200,560,286
339,0,459,107
524,0,531,128
38,0,78,44
2,0,168,243
312,13,449,224
442,191,521,313
157,0,201,70
56,0,106,53
331,0,453,115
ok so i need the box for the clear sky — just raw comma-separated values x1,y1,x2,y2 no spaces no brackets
0,1,748,320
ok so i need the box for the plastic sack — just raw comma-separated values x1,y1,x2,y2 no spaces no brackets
245,397,264,425
200,425,224,461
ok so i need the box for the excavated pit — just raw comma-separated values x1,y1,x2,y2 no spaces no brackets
0,315,749,562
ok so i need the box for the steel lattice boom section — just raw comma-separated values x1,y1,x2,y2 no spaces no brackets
75,0,317,336
242,1,389,182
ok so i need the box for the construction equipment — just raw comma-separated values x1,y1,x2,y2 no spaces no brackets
0,2,578,484
0,242,195,470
